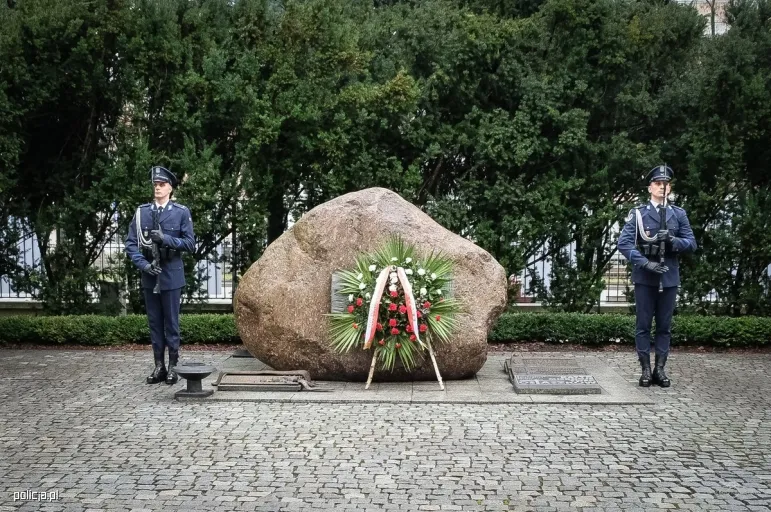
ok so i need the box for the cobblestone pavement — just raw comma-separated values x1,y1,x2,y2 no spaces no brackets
1,349,770,511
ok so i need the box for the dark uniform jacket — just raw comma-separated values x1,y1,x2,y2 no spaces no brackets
617,202,697,288
125,202,196,291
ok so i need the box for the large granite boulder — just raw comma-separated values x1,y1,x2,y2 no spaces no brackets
234,187,507,381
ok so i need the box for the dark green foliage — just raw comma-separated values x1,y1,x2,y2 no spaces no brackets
672,0,771,315
1,0,769,315
491,312,771,348
2,312,768,348
0,314,239,346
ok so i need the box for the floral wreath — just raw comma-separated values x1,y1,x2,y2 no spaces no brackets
328,236,461,388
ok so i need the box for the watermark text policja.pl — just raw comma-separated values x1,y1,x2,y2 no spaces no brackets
13,489,60,502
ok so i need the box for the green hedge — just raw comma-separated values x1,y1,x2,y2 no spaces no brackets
490,313,771,348
0,314,239,346
0,312,769,348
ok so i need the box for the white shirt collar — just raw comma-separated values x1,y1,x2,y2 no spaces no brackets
650,199,665,209
154,200,170,210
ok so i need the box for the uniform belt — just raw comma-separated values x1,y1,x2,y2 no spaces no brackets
637,243,675,258
142,247,181,262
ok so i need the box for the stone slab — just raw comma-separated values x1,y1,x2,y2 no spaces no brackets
506,354,603,395
211,370,322,392
515,357,581,365
512,374,602,395
188,354,652,404
511,366,589,374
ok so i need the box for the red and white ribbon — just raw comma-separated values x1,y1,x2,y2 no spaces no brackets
396,266,423,348
363,265,423,349
363,266,391,349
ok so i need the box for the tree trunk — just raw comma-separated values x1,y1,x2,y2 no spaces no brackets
266,188,286,245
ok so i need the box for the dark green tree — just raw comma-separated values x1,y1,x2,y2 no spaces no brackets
0,0,142,313
675,0,771,315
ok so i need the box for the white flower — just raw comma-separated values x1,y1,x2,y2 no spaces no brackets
405,269,413,275
356,272,363,281
418,268,426,276
348,294,354,302
420,287,427,296
365,293,371,300
430,273,437,280
388,284,397,292
358,282,366,290
391,257,398,262
389,272,398,280
368,264,377,272
405,257,412,263
435,289,443,295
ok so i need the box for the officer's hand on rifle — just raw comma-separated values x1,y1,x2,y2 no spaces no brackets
656,229,673,243
143,263,162,276
643,261,669,274
149,229,164,244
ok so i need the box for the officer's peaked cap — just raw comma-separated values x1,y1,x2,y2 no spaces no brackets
646,165,674,184
150,166,178,187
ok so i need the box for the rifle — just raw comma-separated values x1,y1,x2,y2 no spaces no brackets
658,192,668,293
151,208,161,294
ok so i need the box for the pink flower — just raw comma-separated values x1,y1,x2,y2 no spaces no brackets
409,335,416,342
388,303,397,312
398,305,407,314
356,298,363,307
388,318,397,327
390,291,398,298
419,324,427,333
347,305,354,313
436,315,441,321
390,328,400,335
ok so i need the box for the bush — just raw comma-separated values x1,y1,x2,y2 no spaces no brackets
490,313,771,348
0,314,239,346
490,313,635,345
1,312,769,348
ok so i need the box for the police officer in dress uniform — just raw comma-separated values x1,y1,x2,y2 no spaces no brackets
618,165,697,388
125,166,196,385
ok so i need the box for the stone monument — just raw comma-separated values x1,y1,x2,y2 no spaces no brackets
234,187,507,381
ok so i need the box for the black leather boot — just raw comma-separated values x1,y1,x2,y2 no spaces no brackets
652,354,671,387
146,359,167,384
165,353,179,385
638,355,652,387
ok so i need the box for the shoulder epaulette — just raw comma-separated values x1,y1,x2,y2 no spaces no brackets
172,202,188,210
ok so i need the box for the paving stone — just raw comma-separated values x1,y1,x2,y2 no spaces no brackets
1,349,770,511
